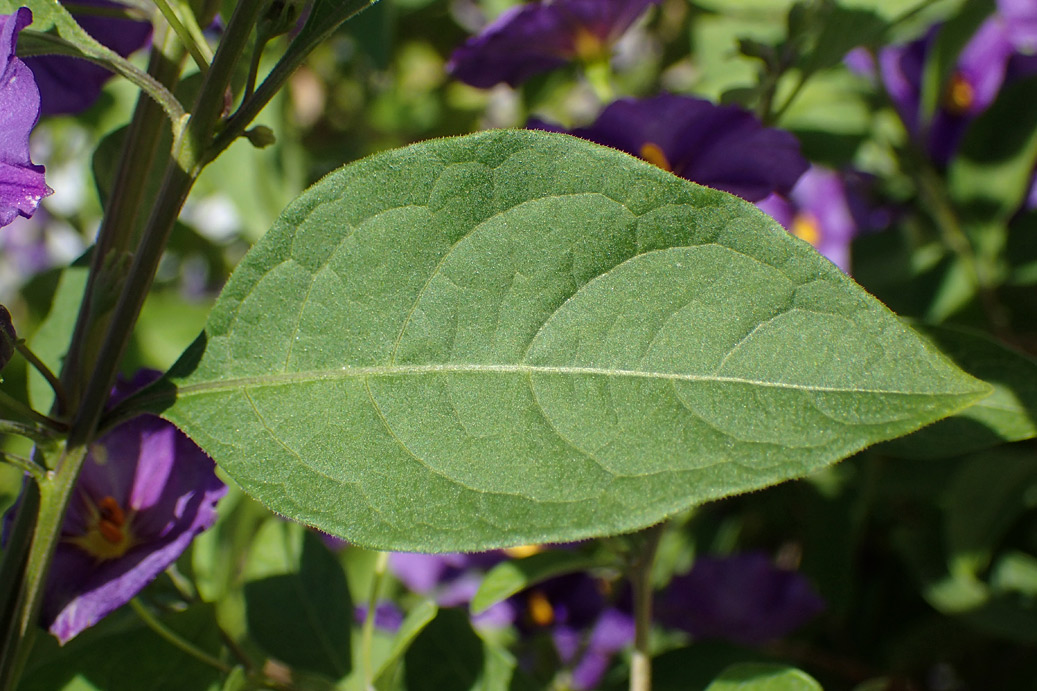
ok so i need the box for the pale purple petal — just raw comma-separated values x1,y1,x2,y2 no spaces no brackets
0,8,49,227
999,0,1037,53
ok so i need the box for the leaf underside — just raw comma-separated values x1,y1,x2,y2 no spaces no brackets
159,129,987,552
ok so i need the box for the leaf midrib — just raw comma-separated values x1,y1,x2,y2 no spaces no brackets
172,363,977,397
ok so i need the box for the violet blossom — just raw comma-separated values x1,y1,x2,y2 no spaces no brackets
529,93,809,202
656,552,824,646
878,17,1015,166
447,0,661,88
38,370,226,643
1,7,50,228
23,0,151,116
998,0,1037,54
756,166,861,273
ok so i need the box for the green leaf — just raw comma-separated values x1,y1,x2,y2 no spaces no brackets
243,522,352,680
880,324,1037,458
403,609,484,691
472,551,596,614
28,260,88,412
704,663,823,691
949,75,1037,222
18,605,222,691
373,600,438,690
157,129,988,552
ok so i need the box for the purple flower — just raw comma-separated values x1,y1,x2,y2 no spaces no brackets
0,303,14,369
23,0,151,116
756,166,861,273
530,94,809,202
999,0,1037,54
354,602,404,632
878,19,1015,165
389,551,516,629
657,552,824,646
1,8,50,228
447,0,661,88
518,573,634,690
39,370,226,643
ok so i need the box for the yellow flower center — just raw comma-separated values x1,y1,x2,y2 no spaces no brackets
527,590,555,627
504,544,543,558
791,212,821,247
945,73,974,114
67,495,136,561
639,142,672,172
572,28,607,62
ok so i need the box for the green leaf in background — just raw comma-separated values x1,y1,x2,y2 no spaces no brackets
156,129,987,552
27,261,88,412
471,550,596,614
17,605,222,691
704,663,823,691
403,609,484,691
373,600,438,690
243,522,352,681
880,324,1037,458
949,75,1037,223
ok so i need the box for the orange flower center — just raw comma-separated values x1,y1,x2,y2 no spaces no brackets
791,212,822,247
68,495,136,561
504,544,543,558
572,28,607,62
945,73,974,114
639,142,672,172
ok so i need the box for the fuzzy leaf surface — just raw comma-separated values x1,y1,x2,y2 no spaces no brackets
157,130,987,551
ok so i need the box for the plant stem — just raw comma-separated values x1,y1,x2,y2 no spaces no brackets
629,522,665,691
0,452,44,483
130,599,233,674
0,420,55,446
362,551,390,689
13,341,67,415
152,0,213,72
0,390,65,432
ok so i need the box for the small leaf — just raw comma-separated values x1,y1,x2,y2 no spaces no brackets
403,609,484,691
704,663,823,691
156,129,988,552
373,600,438,690
243,523,352,680
472,551,596,614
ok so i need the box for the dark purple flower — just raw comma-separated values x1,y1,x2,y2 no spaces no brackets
516,572,634,691
878,18,1015,166
756,166,861,273
23,0,151,116
447,0,661,88
40,370,225,643
530,94,809,202
1,8,50,228
999,0,1037,54
0,303,15,369
657,552,824,646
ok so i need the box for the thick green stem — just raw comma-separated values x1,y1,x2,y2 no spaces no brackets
629,522,665,691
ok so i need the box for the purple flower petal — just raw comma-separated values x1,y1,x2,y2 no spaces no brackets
447,0,661,88
999,0,1037,54
0,8,50,228
878,19,1015,165
23,0,151,116
757,166,861,273
531,94,808,202
41,370,226,644
657,552,824,646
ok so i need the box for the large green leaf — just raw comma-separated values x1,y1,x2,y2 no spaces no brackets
704,663,823,691
154,129,987,552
